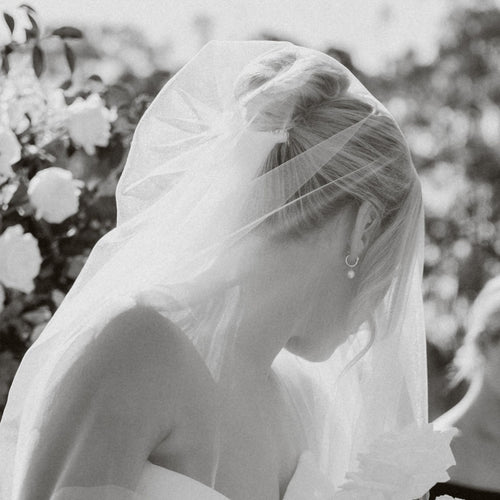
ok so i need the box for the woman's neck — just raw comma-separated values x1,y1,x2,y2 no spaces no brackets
229,322,290,387
223,285,298,387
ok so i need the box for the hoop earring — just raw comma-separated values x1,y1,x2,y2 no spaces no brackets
345,254,359,279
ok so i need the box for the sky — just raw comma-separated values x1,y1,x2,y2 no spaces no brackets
0,0,488,73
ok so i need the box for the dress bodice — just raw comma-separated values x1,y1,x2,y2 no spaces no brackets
137,451,335,500
137,461,228,499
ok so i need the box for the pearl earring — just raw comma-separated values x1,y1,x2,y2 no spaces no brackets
345,254,359,279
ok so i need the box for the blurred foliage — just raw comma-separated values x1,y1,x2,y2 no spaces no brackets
375,3,500,417
0,5,170,413
261,4,500,417
1,3,499,420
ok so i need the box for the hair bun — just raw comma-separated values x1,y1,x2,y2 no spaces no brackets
234,47,351,131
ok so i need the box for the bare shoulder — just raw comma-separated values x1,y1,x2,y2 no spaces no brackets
16,304,210,496
92,303,212,393
48,304,213,437
96,304,193,370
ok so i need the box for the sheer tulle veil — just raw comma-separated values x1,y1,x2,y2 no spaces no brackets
1,41,431,497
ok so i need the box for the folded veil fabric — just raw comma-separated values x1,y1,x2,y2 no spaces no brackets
1,41,436,499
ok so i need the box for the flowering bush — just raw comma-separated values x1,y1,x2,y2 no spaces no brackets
1,2,499,429
0,5,168,413
371,4,500,418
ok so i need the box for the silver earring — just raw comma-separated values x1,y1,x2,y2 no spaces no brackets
345,254,359,279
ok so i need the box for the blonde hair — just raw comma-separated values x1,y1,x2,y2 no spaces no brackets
235,47,422,330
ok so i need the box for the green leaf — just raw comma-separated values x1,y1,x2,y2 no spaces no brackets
3,12,15,34
87,74,103,83
19,4,36,14
52,26,83,39
60,78,72,90
103,83,132,108
8,181,28,208
64,42,75,74
32,44,44,77
27,12,39,38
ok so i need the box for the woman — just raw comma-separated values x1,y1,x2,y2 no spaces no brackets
431,276,500,499
0,41,454,499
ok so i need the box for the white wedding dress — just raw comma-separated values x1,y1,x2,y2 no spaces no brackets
136,352,335,500
137,451,335,500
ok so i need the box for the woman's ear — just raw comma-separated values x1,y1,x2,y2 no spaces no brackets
348,200,380,259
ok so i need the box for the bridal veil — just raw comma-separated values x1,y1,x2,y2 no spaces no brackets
0,41,444,499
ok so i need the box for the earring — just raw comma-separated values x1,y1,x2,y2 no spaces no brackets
345,254,359,279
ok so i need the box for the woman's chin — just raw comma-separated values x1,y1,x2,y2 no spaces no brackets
285,336,335,362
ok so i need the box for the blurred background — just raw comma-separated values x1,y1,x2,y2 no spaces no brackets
1,0,499,420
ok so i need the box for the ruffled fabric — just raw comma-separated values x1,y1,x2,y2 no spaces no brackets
137,461,230,500
336,423,458,500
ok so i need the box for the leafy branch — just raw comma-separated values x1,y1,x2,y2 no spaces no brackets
1,4,82,86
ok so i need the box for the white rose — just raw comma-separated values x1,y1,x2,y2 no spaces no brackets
0,74,40,133
66,93,116,155
46,88,69,130
0,126,21,179
0,225,42,293
28,167,83,224
1,72,67,134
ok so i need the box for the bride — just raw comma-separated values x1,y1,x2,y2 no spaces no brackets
0,41,454,500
